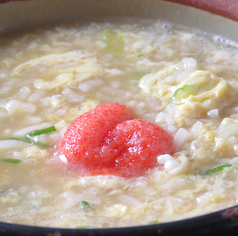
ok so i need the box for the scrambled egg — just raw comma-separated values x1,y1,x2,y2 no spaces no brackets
139,58,229,126
13,51,102,90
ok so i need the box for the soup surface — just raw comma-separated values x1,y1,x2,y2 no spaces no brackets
1,17,238,228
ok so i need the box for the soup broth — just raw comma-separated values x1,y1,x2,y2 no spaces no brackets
1,17,238,228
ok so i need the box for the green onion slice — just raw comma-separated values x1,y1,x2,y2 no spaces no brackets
1,158,21,164
0,137,32,143
25,126,56,138
31,141,50,148
81,200,91,208
0,126,56,148
201,164,232,175
172,84,201,103
76,226,95,229
103,28,125,53
149,220,159,224
0,137,49,148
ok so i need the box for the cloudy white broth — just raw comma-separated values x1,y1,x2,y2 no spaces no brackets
1,17,238,228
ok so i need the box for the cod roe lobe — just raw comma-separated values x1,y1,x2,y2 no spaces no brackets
59,103,173,177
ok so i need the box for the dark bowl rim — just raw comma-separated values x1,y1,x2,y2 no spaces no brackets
1,205,238,235
0,1,238,235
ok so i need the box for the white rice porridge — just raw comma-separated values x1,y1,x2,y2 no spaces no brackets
0,17,238,228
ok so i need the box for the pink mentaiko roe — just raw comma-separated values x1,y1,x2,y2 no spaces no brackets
59,103,173,177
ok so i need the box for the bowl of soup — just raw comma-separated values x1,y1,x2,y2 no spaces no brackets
0,0,238,235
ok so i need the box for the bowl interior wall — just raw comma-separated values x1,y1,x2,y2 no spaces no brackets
0,0,237,42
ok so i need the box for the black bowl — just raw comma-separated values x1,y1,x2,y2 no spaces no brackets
1,205,238,236
0,0,238,235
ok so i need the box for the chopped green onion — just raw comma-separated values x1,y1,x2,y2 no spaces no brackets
172,84,201,103
76,226,95,229
103,28,125,53
25,126,56,138
149,220,159,224
0,137,32,143
0,137,50,148
1,158,21,164
0,126,56,149
81,200,91,208
201,164,232,175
